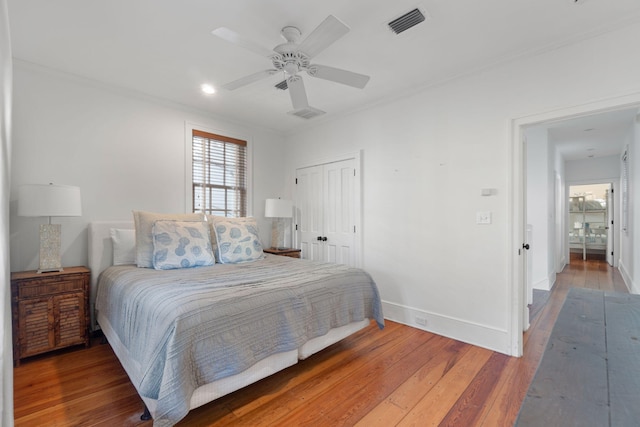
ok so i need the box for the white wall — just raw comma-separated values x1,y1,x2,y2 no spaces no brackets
565,155,621,183
619,113,639,293
633,114,640,293
0,0,13,423
554,150,567,273
283,21,640,354
9,62,288,272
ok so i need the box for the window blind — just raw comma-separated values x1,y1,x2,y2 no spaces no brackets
192,129,247,217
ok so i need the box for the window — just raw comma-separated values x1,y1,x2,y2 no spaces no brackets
191,129,247,217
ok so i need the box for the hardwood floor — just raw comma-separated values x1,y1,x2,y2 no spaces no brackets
13,258,628,426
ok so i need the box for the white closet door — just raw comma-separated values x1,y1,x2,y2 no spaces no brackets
295,158,357,266
323,159,355,265
296,165,324,261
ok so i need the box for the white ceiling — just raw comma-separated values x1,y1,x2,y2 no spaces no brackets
526,108,637,161
7,0,640,135
548,109,637,161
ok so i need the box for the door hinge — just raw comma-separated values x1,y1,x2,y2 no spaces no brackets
295,224,298,231
354,169,356,177
295,178,298,184
353,225,356,233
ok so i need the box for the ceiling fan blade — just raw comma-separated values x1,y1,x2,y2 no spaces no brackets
306,64,370,89
287,76,309,110
298,15,350,59
212,27,274,57
222,69,278,90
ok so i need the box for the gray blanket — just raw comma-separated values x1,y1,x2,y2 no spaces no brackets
95,254,384,426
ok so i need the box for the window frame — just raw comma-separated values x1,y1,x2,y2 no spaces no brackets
185,123,252,217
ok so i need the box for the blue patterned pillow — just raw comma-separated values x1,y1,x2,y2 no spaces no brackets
212,217,264,264
151,220,215,270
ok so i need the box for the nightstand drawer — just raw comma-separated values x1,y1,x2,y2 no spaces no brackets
18,277,85,299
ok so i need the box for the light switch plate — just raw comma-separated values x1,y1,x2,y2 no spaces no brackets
476,211,492,224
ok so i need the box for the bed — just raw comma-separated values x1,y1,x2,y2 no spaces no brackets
88,218,384,427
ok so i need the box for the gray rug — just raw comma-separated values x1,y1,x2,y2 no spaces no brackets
517,288,640,426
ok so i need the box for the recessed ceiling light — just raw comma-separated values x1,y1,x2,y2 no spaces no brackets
201,84,216,95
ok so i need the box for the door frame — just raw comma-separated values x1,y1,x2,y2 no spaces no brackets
293,150,363,267
509,93,640,357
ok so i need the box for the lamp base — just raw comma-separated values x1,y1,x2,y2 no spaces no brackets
270,218,286,249
38,223,63,273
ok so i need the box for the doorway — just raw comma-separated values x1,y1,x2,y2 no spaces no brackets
568,183,612,264
511,100,639,357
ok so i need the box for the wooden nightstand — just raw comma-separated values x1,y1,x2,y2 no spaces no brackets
11,266,91,366
264,248,302,259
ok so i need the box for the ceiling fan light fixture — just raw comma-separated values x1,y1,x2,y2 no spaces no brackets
283,62,299,75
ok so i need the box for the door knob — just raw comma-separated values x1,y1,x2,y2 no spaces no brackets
317,236,322,241
322,236,327,241
522,243,530,250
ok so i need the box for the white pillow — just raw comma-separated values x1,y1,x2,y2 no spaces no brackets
211,216,264,264
151,220,215,270
133,210,204,268
110,228,135,265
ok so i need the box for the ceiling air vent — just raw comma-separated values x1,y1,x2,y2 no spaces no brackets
275,80,288,90
388,8,426,34
287,107,326,120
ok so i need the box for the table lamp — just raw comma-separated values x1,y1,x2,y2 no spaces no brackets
264,198,293,249
18,183,82,273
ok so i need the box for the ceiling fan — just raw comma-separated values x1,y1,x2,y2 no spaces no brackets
212,15,370,119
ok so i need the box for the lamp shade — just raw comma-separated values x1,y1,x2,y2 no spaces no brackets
18,184,82,217
264,198,293,218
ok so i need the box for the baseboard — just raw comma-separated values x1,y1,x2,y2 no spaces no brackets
618,259,638,294
557,256,567,273
381,300,511,355
533,277,551,291
533,270,556,291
